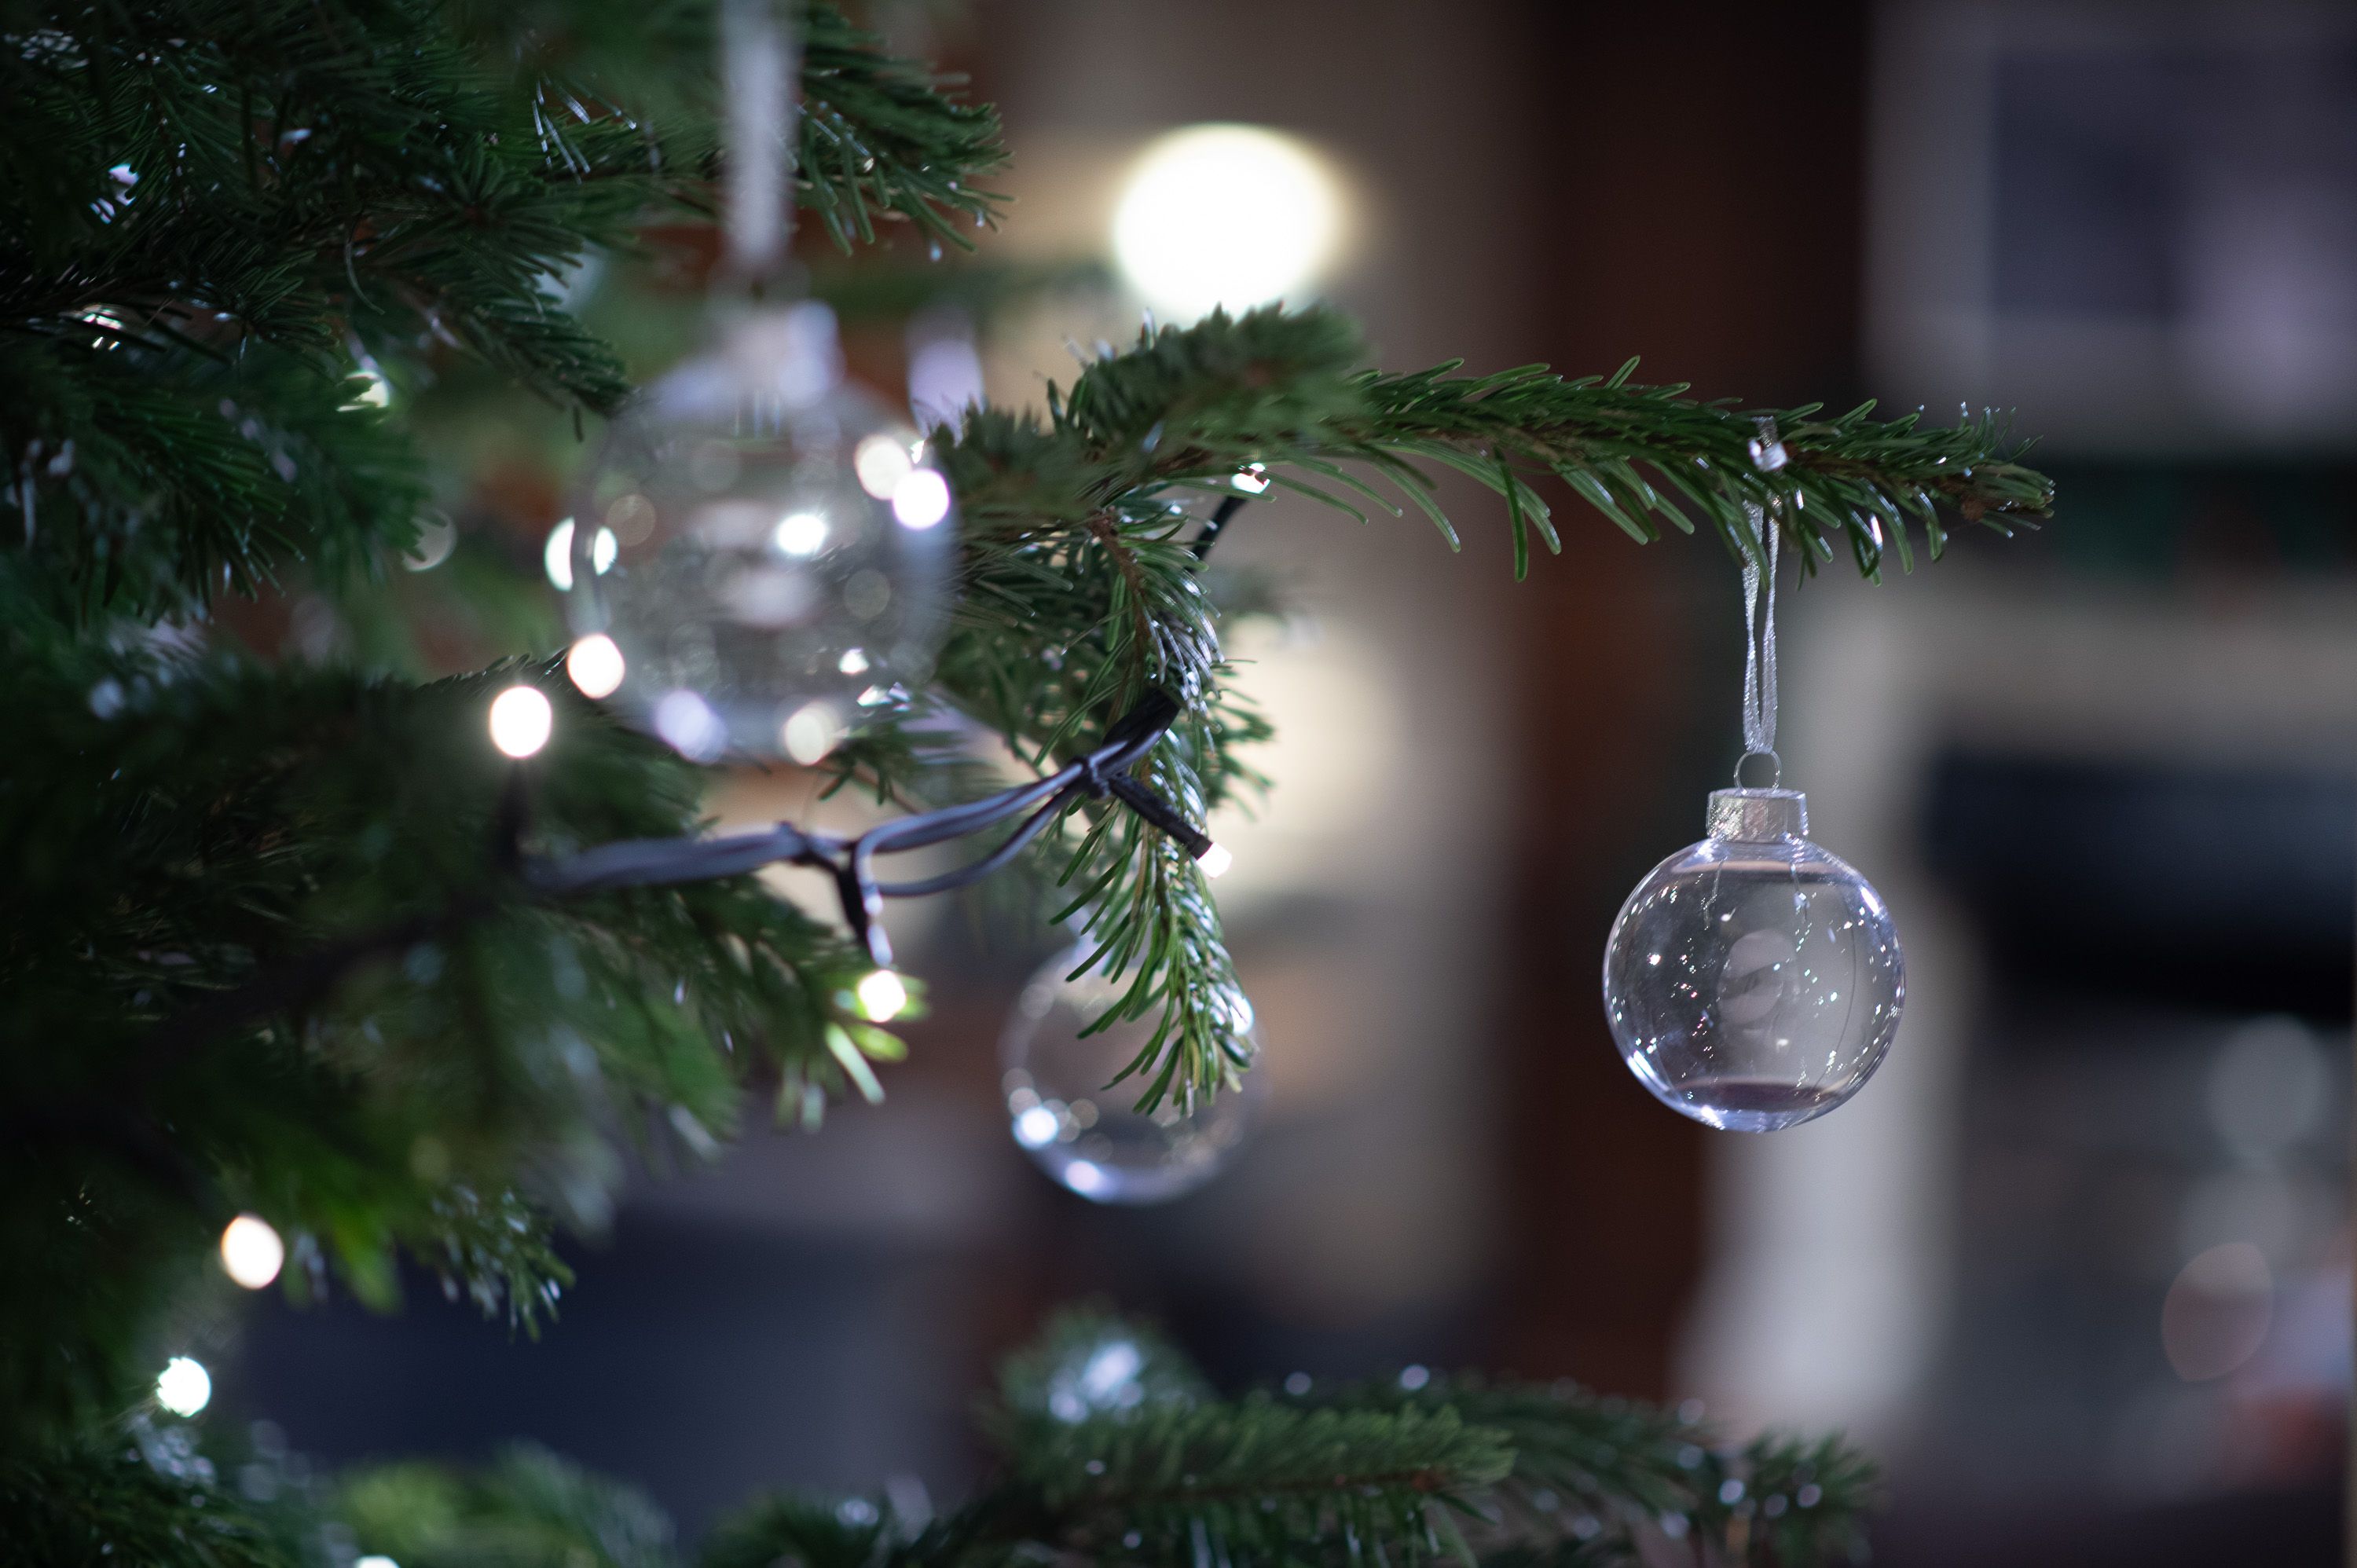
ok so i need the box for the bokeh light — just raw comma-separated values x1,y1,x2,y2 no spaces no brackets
566,633,627,699
2161,1241,2274,1381
219,1213,284,1290
156,1356,211,1417
543,517,617,591
1112,125,1345,321
856,969,908,1023
487,685,554,759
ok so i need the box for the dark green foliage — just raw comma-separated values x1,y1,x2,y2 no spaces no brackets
0,4,2031,1558
0,1437,290,1568
0,1310,1871,1568
0,577,890,1436
0,0,1003,622
336,1445,678,1568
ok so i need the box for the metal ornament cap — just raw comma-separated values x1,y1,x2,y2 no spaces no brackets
1706,786,1808,842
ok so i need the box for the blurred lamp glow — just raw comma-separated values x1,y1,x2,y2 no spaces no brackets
856,969,908,1023
488,686,553,758
1113,125,1343,321
156,1356,211,1416
566,633,626,699
1198,842,1233,878
219,1214,284,1289
355,1558,400,1568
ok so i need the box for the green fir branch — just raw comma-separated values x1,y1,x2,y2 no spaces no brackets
921,305,2047,1109
0,0,1002,621
0,582,893,1437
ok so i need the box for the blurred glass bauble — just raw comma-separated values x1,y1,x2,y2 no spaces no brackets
564,302,955,762
1602,788,1903,1132
1000,945,1264,1204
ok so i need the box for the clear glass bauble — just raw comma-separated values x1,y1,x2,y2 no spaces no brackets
564,302,955,762
1000,946,1264,1204
1602,788,1903,1131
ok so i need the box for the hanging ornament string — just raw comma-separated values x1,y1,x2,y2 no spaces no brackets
1599,412,1908,1133
1738,416,1786,786
719,0,797,285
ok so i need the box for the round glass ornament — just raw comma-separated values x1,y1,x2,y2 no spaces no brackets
1602,788,1902,1131
565,302,955,762
1000,946,1264,1203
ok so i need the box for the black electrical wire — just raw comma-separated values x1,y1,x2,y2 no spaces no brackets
525,496,1252,968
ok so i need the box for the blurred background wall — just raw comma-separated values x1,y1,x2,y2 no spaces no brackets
223,2,2351,1563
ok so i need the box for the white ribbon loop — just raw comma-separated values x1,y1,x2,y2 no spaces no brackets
720,0,799,282
1738,416,1783,784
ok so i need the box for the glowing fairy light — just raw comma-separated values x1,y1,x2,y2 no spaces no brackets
780,701,844,765
565,634,625,699
855,433,915,498
890,469,951,529
488,685,553,759
218,1214,284,1290
856,969,908,1023
772,510,829,557
156,1356,211,1417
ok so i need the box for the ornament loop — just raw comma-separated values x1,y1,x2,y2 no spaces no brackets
1739,499,1779,760
1734,748,1781,789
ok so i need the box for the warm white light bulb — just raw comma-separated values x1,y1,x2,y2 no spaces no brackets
1113,124,1345,321
855,433,915,499
488,685,554,759
355,1558,401,1568
780,701,844,765
156,1356,211,1417
890,469,951,529
856,969,908,1023
219,1213,284,1290
1197,842,1233,879
566,633,626,699
772,511,829,557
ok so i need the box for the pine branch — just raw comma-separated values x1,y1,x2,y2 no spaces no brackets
1319,1374,1875,1567
336,1445,677,1568
0,583,895,1438
0,1311,1876,1568
918,305,2049,1109
0,0,1004,621
0,1438,291,1568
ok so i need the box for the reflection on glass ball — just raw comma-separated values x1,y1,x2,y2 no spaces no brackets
1602,789,1902,1131
564,303,954,762
1001,946,1263,1204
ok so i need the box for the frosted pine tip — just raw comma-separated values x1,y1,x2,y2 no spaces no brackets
1197,842,1233,878
856,969,908,1023
218,1213,284,1290
488,685,553,758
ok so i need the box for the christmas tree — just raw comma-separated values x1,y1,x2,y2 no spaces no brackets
0,4,2052,1565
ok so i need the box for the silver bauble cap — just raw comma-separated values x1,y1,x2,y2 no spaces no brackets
1706,786,1808,841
